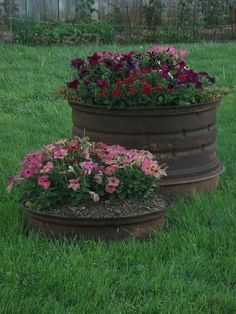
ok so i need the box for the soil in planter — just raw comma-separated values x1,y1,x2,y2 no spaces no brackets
40,193,171,219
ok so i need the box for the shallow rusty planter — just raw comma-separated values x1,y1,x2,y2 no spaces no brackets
20,197,173,241
70,99,224,193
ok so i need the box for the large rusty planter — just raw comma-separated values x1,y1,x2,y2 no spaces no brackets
70,99,224,193
21,197,173,241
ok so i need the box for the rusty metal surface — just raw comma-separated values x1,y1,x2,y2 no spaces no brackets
70,99,224,192
21,196,173,241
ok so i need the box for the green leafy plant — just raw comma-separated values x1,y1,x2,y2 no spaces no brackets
76,0,97,23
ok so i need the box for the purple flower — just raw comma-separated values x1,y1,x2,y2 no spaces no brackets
97,80,108,88
79,70,89,79
71,58,85,69
67,79,79,89
88,53,101,65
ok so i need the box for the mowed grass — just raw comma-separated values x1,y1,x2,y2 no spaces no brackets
0,42,236,314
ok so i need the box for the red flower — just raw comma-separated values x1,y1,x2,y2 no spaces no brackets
128,86,137,93
116,80,126,86
142,85,152,95
141,80,149,87
178,74,188,82
67,145,81,152
125,76,137,84
67,79,79,89
112,88,123,96
99,89,109,97
156,85,164,92
168,88,173,94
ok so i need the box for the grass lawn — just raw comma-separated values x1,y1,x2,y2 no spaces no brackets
0,42,236,314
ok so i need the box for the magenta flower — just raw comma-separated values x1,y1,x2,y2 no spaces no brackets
38,176,51,189
97,80,108,88
54,148,68,159
21,168,36,178
40,162,53,174
67,79,79,89
71,58,85,69
68,178,80,191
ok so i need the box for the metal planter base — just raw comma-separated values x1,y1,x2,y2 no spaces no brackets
22,199,173,241
70,99,224,193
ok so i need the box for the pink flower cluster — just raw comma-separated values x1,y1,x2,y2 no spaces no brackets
147,45,188,61
7,137,166,206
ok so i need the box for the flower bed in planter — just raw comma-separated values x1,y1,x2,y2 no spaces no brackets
7,137,172,240
63,45,229,193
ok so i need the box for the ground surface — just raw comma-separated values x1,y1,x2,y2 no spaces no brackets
0,43,236,314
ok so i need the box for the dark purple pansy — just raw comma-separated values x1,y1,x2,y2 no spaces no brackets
67,79,79,89
79,70,89,79
88,53,101,65
71,58,85,69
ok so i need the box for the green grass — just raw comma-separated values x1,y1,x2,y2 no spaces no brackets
0,43,236,314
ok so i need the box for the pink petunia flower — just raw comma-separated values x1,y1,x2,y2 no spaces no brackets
40,162,53,174
38,176,51,189
104,165,119,176
141,159,165,177
21,153,43,168
107,176,120,187
54,148,68,159
68,178,80,191
105,185,116,194
21,168,37,178
80,161,98,175
44,144,56,151
81,152,90,160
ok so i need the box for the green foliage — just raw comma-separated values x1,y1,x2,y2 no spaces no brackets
142,0,165,29
76,0,96,23
11,20,115,45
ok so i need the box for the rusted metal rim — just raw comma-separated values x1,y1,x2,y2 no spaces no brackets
19,194,174,227
69,99,221,116
160,161,225,186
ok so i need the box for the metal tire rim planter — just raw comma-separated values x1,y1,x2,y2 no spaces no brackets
20,195,174,241
70,99,224,193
